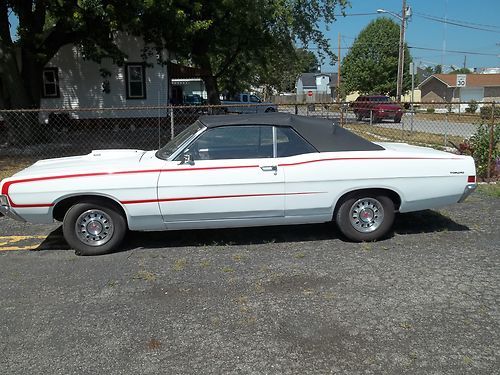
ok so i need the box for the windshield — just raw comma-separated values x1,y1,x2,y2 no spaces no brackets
156,121,205,160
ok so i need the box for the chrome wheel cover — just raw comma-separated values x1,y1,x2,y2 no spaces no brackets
349,198,384,233
75,209,114,247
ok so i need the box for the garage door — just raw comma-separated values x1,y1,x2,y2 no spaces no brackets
460,88,484,112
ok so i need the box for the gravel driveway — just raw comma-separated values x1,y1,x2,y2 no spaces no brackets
0,192,499,374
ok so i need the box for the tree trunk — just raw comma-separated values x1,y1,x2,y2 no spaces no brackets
192,41,220,106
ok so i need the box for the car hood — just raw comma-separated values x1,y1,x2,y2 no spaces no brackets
8,149,150,179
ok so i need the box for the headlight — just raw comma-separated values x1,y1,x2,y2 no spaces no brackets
0,195,9,206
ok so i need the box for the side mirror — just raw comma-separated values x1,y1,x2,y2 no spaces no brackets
179,151,195,165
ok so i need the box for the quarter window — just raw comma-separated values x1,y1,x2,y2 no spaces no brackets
183,125,273,160
276,127,318,157
42,68,60,98
125,63,146,99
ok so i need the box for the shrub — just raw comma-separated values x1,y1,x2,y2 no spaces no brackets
465,100,478,113
480,105,500,120
426,107,435,113
468,124,500,178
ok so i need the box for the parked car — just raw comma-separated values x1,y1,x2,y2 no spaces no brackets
221,93,277,114
0,113,476,255
351,95,403,123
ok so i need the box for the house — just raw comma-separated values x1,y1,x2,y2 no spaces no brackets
418,74,500,108
40,34,171,121
296,72,338,100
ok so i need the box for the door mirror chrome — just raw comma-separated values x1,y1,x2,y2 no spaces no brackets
179,152,195,165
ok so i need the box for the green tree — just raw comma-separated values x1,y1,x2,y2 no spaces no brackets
340,18,412,97
449,67,472,74
148,0,347,104
2,0,348,110
252,48,320,96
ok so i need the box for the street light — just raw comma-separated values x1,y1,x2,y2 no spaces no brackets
377,3,409,102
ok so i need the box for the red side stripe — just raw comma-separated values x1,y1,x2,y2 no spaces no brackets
121,192,321,205
278,156,462,167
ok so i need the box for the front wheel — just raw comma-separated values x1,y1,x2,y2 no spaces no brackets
63,202,127,255
335,194,395,242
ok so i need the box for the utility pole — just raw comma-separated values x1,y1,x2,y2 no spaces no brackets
337,32,341,102
396,0,407,102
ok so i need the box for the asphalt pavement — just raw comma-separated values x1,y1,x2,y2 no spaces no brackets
0,191,499,374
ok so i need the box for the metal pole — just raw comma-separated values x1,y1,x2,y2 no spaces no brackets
170,106,175,140
337,32,341,102
487,102,495,181
396,0,407,102
410,62,415,133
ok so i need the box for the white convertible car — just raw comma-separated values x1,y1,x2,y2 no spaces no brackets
1,113,476,255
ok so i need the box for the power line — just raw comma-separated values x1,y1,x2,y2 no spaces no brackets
408,46,499,57
414,11,500,30
415,13,500,34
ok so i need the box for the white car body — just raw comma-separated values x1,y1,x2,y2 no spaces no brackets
0,113,476,254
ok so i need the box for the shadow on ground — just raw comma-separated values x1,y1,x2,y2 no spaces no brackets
35,209,469,253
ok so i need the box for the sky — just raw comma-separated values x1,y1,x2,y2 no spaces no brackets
320,0,500,72
8,0,500,73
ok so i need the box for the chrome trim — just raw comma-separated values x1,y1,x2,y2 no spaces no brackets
458,184,477,203
0,196,26,222
272,126,277,158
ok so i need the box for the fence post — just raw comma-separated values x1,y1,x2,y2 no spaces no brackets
294,104,298,115
444,107,449,148
487,102,495,181
170,106,175,140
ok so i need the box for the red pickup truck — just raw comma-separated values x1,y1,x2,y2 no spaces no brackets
350,95,403,123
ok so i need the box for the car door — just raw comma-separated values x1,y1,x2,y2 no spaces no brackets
157,125,284,225
273,127,331,218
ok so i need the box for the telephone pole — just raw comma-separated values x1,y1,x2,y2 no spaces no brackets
396,0,407,102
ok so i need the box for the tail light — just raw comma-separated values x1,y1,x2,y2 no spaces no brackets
467,176,476,183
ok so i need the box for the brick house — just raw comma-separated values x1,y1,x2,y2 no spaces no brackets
418,74,500,105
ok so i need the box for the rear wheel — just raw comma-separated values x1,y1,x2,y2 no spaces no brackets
265,107,276,113
355,113,363,121
63,202,127,255
335,194,394,241
394,116,402,123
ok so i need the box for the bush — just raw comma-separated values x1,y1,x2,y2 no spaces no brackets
426,108,435,113
468,124,500,178
465,100,478,113
480,105,500,120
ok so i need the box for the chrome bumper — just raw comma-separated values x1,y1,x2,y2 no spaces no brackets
0,196,26,222
458,184,477,203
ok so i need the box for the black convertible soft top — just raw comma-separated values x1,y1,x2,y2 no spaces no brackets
198,113,384,152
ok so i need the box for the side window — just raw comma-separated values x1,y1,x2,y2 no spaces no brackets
42,68,60,98
241,94,249,102
250,95,261,103
184,125,273,160
276,127,318,157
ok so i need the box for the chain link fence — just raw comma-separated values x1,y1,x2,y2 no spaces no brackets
1,101,499,179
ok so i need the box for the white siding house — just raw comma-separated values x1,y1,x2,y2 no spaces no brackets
40,34,169,119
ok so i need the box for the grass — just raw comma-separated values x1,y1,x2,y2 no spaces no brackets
346,123,463,149
0,157,36,180
414,112,483,125
172,258,187,272
477,183,500,198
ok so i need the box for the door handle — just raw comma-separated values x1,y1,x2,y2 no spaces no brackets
260,165,278,175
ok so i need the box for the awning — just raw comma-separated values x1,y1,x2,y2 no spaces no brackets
168,62,211,79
